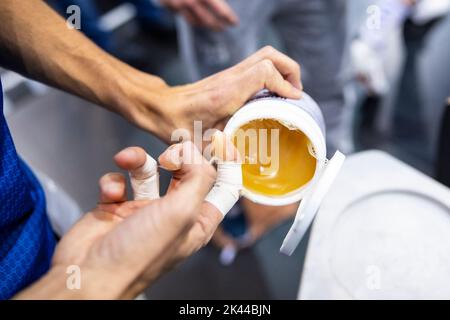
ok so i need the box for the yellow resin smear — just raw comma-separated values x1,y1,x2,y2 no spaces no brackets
232,119,316,196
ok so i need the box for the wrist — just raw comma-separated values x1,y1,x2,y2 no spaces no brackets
109,62,180,141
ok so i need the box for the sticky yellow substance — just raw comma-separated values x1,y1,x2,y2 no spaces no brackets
232,119,316,196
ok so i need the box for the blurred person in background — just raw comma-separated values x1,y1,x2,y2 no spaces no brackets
47,0,114,51
156,0,347,262
0,0,303,298
46,0,175,53
436,97,450,187
350,0,450,149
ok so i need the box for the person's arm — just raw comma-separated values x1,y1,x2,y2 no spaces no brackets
0,0,302,143
0,0,164,130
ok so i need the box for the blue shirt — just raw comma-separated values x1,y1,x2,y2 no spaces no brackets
0,78,55,299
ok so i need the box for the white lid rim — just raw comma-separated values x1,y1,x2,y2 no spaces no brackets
280,151,346,256
224,98,327,206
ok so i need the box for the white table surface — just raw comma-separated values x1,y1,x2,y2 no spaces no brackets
299,150,450,299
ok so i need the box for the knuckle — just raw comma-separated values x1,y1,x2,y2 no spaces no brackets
207,88,224,107
193,160,216,178
188,161,216,188
182,140,196,150
99,172,122,185
259,59,275,75
260,45,276,56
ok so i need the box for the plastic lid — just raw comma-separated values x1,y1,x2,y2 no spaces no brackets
280,151,346,256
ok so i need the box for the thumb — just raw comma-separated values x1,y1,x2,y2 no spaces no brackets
205,131,243,216
159,141,217,203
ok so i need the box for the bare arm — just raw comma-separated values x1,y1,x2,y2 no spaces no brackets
0,0,302,142
0,0,165,124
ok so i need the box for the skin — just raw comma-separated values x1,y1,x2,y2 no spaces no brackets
0,0,302,144
0,1,304,298
16,139,237,299
159,0,303,251
160,0,239,31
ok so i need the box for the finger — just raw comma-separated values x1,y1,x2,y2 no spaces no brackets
158,143,183,172
158,138,234,255
99,145,216,281
148,141,216,232
98,173,127,204
159,141,209,179
205,132,242,216
114,147,159,200
236,46,302,90
190,2,224,31
160,141,216,198
180,8,200,26
114,146,147,170
238,59,302,100
257,58,302,98
204,0,239,25
158,143,184,192
211,130,241,162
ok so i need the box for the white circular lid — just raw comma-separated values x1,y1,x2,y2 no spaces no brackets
280,151,346,255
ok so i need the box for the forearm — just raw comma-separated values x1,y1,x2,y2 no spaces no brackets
0,0,166,129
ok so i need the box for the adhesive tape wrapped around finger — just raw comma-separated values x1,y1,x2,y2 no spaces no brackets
130,154,160,200
205,161,242,216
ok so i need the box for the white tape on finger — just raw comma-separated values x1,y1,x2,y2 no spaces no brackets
205,162,242,216
130,154,160,200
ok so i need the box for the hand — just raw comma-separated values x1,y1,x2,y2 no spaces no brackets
212,199,299,250
17,139,240,299
126,46,302,143
160,0,239,31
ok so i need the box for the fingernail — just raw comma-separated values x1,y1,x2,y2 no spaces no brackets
114,148,130,159
105,182,121,194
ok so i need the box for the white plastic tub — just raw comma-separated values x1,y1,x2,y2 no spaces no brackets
224,90,346,255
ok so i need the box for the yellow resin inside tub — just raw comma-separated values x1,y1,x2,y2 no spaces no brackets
232,119,317,197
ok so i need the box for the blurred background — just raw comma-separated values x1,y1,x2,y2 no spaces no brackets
1,0,449,299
